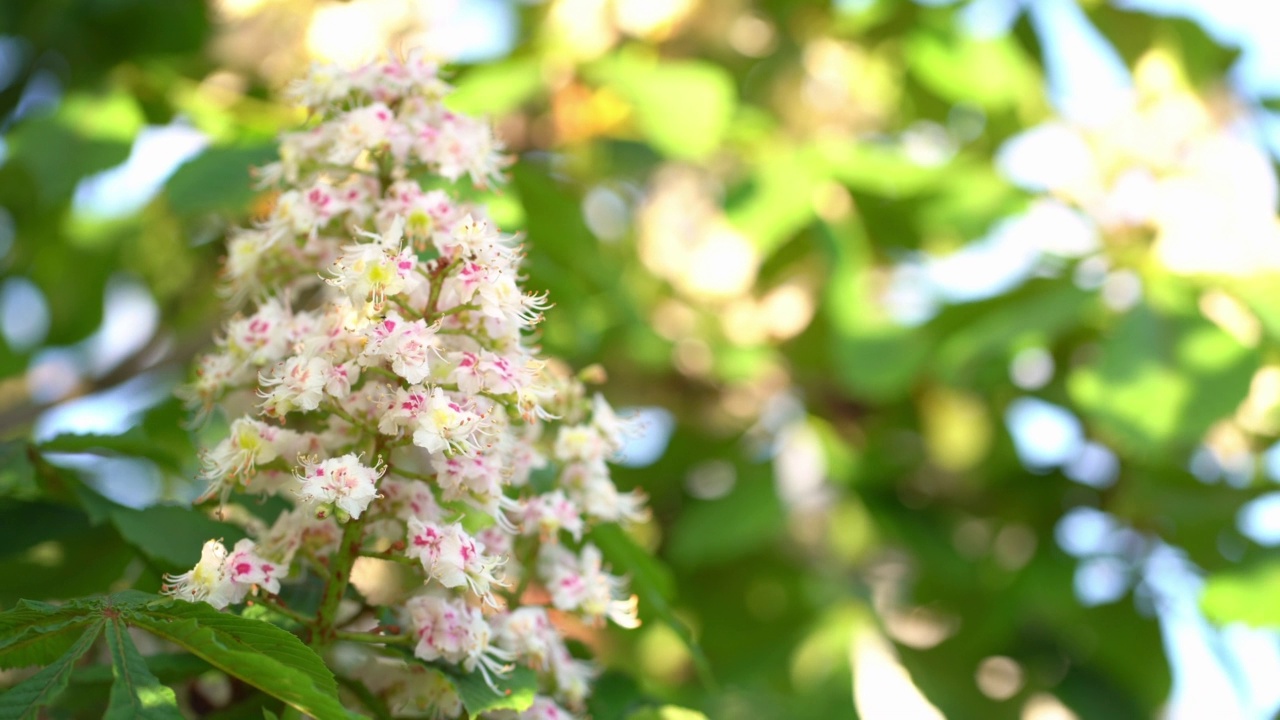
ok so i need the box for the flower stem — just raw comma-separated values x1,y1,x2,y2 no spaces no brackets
258,594,311,626
308,510,370,650
358,550,417,566
333,629,413,645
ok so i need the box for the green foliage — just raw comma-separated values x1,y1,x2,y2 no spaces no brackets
443,664,538,715
102,617,184,720
448,58,545,115
1069,302,1257,454
166,144,278,215
128,601,346,718
666,466,784,568
0,619,102,720
1201,561,1280,627
38,430,183,472
589,53,737,160
626,707,709,720
0,601,97,671
0,594,346,720
905,29,1040,110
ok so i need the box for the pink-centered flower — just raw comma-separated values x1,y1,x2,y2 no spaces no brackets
296,453,385,519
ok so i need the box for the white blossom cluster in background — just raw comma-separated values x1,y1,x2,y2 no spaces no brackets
997,50,1280,277
165,53,647,720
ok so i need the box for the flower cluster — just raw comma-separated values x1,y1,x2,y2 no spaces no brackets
168,53,647,718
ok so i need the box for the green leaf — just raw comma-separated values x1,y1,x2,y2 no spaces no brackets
933,279,1092,384
586,671,645,720
665,469,785,568
818,219,931,402
38,430,182,472
108,504,247,572
1202,561,1280,627
9,455,242,573
442,664,537,716
591,54,736,159
166,144,276,215
0,501,94,557
726,146,828,256
0,599,95,670
103,617,183,720
0,520,133,605
905,30,1039,110
591,524,675,599
0,619,103,720
0,442,38,500
127,600,346,719
447,58,543,115
590,524,715,690
1068,303,1257,453
72,653,210,686
821,139,945,198
5,115,132,207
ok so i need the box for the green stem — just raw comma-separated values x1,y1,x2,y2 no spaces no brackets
424,258,462,321
510,537,540,604
436,302,479,319
365,365,402,382
309,512,370,650
259,595,311,626
358,551,417,567
326,401,377,435
334,630,413,645
391,467,435,483
390,297,424,320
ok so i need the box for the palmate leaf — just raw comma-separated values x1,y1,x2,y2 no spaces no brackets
127,600,347,720
0,619,103,720
2,591,345,718
72,652,210,686
102,617,183,720
0,599,102,670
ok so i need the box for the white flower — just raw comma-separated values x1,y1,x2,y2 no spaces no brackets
539,544,639,629
259,355,331,417
297,454,385,519
554,425,607,464
406,593,514,690
162,539,279,609
516,490,584,542
199,418,299,502
327,216,422,305
224,298,293,367
374,317,442,385
405,518,506,600
411,387,481,455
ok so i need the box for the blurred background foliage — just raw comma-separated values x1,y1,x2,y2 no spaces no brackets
5,0,1280,718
